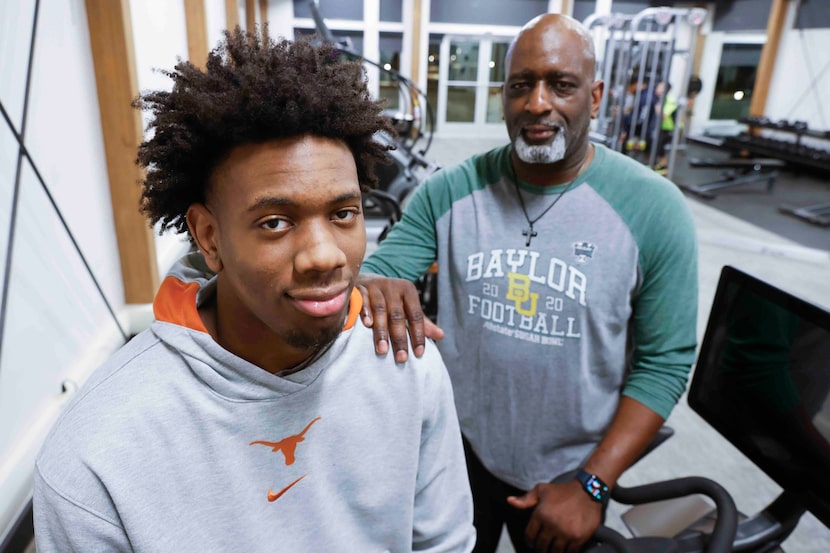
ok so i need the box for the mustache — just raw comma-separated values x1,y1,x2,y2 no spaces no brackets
520,120,563,131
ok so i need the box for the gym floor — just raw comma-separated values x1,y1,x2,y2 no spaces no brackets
421,134,830,553
671,141,829,252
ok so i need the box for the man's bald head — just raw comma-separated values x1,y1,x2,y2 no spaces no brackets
505,14,597,79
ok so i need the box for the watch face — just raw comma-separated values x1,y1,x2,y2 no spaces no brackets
586,475,609,501
577,470,609,503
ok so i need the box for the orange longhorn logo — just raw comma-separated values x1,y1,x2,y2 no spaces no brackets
250,416,321,465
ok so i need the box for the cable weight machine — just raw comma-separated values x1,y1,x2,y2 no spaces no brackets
584,7,707,179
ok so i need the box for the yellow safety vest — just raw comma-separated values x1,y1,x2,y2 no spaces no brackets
662,95,678,132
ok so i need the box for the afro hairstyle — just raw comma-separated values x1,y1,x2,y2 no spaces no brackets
135,27,395,236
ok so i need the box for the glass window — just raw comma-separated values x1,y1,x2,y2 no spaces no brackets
796,0,830,29
379,32,403,111
448,41,479,82
430,0,546,26
709,43,763,120
712,0,772,32
611,1,658,16
486,86,503,123
293,0,362,20
489,42,509,83
446,86,476,122
572,0,596,24
486,42,509,123
380,0,403,22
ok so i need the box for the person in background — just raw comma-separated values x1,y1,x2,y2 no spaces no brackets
654,80,678,173
33,29,475,553
620,74,660,157
357,13,698,553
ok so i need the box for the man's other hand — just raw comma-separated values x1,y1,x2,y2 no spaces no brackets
507,481,602,553
356,274,444,363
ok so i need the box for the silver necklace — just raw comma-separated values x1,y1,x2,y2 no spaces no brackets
513,158,588,247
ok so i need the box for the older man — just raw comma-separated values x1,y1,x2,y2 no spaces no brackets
359,14,698,553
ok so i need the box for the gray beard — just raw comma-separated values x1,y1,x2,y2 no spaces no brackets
514,131,567,164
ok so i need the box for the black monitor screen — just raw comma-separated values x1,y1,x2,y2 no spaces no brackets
688,266,830,527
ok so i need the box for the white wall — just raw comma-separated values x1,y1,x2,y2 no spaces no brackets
0,0,126,543
768,30,830,126
691,0,830,137
129,0,284,276
765,23,830,148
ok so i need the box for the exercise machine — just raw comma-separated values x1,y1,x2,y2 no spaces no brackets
309,0,442,250
585,266,830,552
680,138,786,200
584,7,707,179
684,118,830,224
309,0,439,202
728,117,830,226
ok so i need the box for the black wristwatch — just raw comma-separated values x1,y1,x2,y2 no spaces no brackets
575,468,610,505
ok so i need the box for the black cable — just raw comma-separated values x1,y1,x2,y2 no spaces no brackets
0,0,129,366
0,0,41,376
0,101,130,344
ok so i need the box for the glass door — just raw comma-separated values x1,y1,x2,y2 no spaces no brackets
436,35,512,137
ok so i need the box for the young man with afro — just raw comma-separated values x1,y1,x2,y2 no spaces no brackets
33,29,475,553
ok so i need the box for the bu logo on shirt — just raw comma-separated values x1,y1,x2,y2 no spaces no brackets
250,416,321,502
506,273,538,316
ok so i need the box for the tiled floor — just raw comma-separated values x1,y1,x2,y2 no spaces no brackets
418,134,830,553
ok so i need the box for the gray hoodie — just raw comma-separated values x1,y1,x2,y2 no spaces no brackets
34,253,475,552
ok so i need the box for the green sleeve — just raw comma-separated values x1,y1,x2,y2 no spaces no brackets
361,173,442,281
622,182,699,420
361,146,500,281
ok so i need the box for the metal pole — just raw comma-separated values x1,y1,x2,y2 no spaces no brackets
667,8,708,181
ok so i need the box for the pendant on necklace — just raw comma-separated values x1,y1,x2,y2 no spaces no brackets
522,225,537,247
513,148,591,249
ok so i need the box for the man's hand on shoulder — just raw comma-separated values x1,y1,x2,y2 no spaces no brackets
356,273,444,363
507,480,602,553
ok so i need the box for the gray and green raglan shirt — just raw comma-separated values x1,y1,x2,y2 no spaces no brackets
362,143,698,491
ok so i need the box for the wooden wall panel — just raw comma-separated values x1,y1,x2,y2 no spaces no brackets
245,0,256,33
750,0,789,117
184,0,209,68
84,0,159,304
258,0,268,40
226,0,239,31
410,0,422,82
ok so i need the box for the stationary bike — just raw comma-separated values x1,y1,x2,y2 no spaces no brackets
578,265,830,552
579,429,739,553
